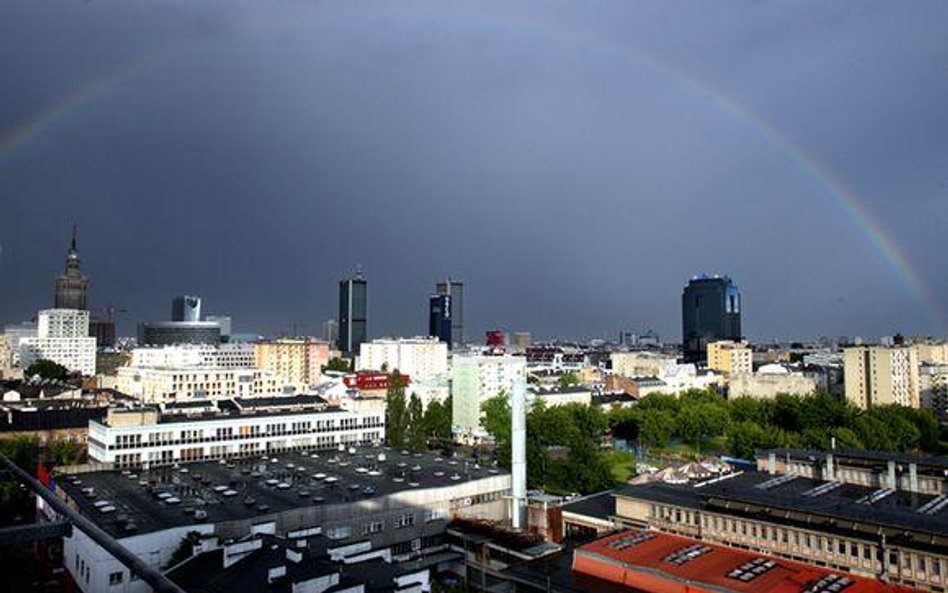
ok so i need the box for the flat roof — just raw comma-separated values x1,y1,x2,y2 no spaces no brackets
575,530,920,593
758,448,948,471
561,491,616,522
616,471,948,548
55,447,508,538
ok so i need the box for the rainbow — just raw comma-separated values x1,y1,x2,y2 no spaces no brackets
0,9,942,331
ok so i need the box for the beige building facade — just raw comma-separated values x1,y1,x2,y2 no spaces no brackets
844,345,920,409
254,338,330,389
706,340,752,374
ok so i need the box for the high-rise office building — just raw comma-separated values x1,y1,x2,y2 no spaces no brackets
338,274,367,355
681,274,741,362
172,295,202,322
436,278,463,348
428,294,452,347
54,225,89,310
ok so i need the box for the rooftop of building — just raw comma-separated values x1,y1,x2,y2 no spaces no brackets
98,395,354,426
55,446,509,538
561,490,615,521
575,530,920,593
617,470,948,548
758,447,948,471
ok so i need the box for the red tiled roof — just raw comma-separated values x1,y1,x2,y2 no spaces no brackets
573,530,922,593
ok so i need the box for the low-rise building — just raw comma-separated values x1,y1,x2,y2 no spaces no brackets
87,395,385,467
130,343,256,369
114,366,288,403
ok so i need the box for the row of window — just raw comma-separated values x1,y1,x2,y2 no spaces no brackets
649,503,947,586
108,420,384,450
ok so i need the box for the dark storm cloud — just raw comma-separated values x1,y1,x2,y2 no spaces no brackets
1,0,945,341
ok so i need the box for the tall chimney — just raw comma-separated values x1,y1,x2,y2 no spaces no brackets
511,378,527,529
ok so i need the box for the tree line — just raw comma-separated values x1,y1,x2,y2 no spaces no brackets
609,390,942,460
478,389,943,495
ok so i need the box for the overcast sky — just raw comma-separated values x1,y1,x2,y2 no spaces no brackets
1,0,946,342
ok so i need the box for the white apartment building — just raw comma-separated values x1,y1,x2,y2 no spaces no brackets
115,366,289,403
88,396,385,467
130,343,256,369
451,354,526,439
357,337,448,381
19,309,96,375
844,345,920,409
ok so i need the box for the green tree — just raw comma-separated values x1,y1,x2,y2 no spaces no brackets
24,359,68,381
638,408,676,448
407,393,425,451
726,421,771,460
421,396,453,441
557,372,580,389
385,371,409,447
480,393,512,465
322,357,350,373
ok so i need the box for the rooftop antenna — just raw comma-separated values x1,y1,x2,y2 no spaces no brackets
71,223,78,250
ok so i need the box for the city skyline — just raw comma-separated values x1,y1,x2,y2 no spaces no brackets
1,1,946,341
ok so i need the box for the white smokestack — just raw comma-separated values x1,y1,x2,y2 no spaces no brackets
511,378,527,529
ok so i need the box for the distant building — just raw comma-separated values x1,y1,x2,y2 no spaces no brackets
0,335,16,379
706,340,752,375
129,343,256,369
510,332,532,351
137,321,221,346
254,338,331,390
205,315,232,341
19,309,97,375
436,278,464,347
357,337,447,381
54,225,89,310
611,351,677,378
728,365,817,399
919,363,948,416
322,318,339,345
428,294,452,347
682,274,741,362
451,354,525,439
171,295,202,322
88,318,116,349
916,342,948,365
844,345,920,409
486,330,505,348
338,274,367,355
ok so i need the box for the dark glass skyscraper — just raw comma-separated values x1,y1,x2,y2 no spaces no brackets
681,274,741,362
338,275,367,355
54,225,89,310
428,294,452,348
435,278,463,347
